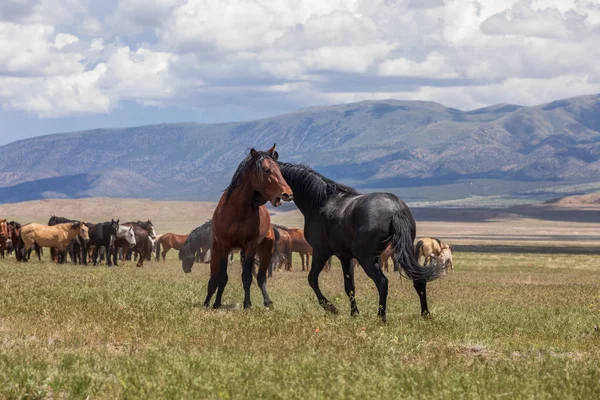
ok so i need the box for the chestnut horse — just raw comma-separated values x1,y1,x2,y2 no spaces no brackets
190,145,293,310
289,228,313,271
155,233,189,261
0,219,9,258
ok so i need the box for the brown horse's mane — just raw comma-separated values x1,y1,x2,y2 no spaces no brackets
225,150,276,200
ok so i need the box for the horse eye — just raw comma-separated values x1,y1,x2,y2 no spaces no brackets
265,168,271,174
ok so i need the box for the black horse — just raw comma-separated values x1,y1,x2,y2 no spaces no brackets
48,216,88,264
278,162,444,322
180,220,213,272
87,220,120,266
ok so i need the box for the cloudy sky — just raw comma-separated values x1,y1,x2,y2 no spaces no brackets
1,0,599,145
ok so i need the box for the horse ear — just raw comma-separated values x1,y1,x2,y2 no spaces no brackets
72,222,81,229
117,219,119,224
250,148,260,158
267,143,277,158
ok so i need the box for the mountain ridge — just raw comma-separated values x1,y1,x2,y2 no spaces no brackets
1,93,599,204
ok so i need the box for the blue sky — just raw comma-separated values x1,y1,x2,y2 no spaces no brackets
1,0,599,146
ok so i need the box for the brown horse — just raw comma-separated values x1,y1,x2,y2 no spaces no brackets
379,244,400,272
20,222,89,260
193,144,293,309
0,219,8,258
288,228,313,271
155,233,189,261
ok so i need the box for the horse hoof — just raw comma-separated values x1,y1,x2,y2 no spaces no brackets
264,300,273,309
244,302,252,309
421,310,431,319
323,303,338,314
351,309,360,317
212,303,221,310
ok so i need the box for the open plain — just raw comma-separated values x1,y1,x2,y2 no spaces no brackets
0,198,599,398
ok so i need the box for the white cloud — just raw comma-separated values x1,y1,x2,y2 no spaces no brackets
0,0,599,119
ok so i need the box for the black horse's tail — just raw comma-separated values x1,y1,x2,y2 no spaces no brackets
155,239,161,261
390,213,444,281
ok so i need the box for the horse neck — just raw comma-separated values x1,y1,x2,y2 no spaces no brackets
225,176,260,211
280,166,322,215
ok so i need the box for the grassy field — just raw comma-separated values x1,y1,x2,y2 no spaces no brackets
1,251,599,399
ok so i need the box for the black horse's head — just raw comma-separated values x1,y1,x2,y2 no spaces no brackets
181,249,194,273
109,219,120,236
48,215,57,225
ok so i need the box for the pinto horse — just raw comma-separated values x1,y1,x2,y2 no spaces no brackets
114,221,154,267
191,145,293,310
156,233,189,261
279,162,444,322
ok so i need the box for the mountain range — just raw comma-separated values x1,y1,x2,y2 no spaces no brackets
1,94,599,205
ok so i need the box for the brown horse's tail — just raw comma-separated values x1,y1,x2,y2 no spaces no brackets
155,238,161,261
271,227,285,265
390,213,444,282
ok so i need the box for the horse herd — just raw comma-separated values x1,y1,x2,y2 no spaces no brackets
0,217,153,267
0,144,455,322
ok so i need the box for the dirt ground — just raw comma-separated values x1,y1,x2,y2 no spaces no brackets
1,198,599,250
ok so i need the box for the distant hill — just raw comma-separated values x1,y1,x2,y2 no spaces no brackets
547,192,600,206
1,94,600,204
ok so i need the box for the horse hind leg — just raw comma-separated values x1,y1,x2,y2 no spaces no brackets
308,252,337,314
357,255,389,322
413,279,430,317
339,257,359,316
210,255,229,309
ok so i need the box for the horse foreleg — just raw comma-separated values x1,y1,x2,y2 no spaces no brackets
357,255,389,322
340,257,359,316
256,239,274,308
309,252,337,314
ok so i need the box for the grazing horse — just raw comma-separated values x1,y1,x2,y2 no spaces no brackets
156,233,189,261
433,247,454,274
0,219,9,258
414,238,450,266
192,145,293,310
179,220,213,271
20,222,89,261
279,162,444,321
86,220,120,266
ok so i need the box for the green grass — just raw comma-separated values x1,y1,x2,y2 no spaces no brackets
1,252,599,399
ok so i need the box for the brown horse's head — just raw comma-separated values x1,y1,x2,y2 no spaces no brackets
227,144,292,207
0,219,8,239
72,222,90,242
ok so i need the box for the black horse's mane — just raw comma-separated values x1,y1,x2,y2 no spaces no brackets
225,150,275,200
279,162,359,207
